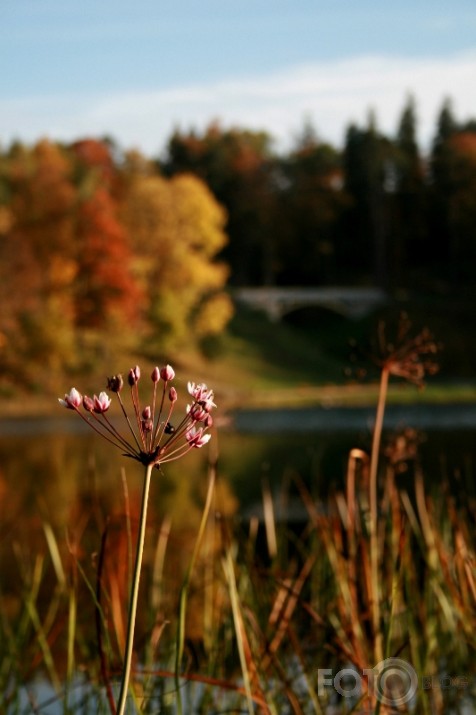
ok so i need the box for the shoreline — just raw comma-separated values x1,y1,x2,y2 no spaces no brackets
2,397,476,437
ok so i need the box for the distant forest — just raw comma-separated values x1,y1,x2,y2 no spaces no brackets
163,96,476,291
0,95,475,388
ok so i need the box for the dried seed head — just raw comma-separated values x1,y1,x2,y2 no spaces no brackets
107,374,124,393
349,313,440,388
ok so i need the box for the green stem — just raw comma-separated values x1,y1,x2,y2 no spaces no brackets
369,365,389,668
116,462,154,715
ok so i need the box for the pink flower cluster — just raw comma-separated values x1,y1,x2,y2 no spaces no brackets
59,365,215,467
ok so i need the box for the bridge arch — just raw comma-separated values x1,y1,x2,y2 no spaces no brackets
233,287,387,322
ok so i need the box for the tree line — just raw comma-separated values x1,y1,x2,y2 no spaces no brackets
163,96,476,291
0,95,475,389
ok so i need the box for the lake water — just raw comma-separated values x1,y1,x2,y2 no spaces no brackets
1,402,476,534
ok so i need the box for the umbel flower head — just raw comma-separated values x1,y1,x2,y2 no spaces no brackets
59,365,215,467
347,312,440,388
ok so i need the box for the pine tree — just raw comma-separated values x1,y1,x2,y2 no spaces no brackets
342,114,394,287
393,95,427,284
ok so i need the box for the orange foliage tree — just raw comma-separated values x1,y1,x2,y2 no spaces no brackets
0,140,78,385
70,140,142,331
0,138,143,388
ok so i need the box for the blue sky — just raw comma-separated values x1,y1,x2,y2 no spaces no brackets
1,0,476,154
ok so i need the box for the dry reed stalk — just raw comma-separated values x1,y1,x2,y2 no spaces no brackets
261,555,315,673
222,548,269,715
368,365,390,666
95,522,116,714
262,478,278,560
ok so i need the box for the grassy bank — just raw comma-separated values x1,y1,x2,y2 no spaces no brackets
1,299,475,416
141,300,476,409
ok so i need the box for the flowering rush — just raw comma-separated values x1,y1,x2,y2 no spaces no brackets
59,365,215,467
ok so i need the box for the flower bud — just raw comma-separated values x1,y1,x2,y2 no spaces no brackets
83,395,95,412
160,364,175,382
142,418,153,433
59,387,82,409
93,392,111,413
169,387,177,402
128,365,141,386
151,366,160,383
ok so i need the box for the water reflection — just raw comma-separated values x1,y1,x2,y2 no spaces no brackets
1,414,475,604
1,413,476,537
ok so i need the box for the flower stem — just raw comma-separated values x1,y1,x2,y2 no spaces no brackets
116,462,154,715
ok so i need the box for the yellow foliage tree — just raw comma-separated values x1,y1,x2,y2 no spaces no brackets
123,172,233,352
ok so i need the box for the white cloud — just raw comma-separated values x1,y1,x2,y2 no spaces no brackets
1,50,476,154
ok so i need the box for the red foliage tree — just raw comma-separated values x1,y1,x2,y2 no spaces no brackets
74,185,142,328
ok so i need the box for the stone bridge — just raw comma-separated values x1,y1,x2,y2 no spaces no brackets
233,286,387,321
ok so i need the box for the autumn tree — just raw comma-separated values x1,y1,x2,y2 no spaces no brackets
392,96,428,284
342,113,396,287
163,124,278,285
428,100,476,283
275,123,349,285
433,129,476,282
0,138,143,388
69,140,142,332
0,140,78,385
123,171,233,354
